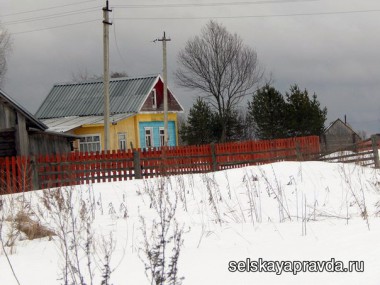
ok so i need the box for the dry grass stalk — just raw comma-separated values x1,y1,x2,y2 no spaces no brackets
14,211,55,240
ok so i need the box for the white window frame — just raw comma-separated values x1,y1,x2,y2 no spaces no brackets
118,132,127,150
151,89,157,109
145,127,153,148
159,127,165,146
79,134,101,152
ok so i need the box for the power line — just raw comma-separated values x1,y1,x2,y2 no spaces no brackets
112,14,129,69
8,7,380,35
114,8,380,20
0,0,98,17
9,19,99,35
3,7,100,26
114,0,318,9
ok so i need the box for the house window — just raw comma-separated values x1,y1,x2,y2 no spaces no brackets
159,127,165,146
145,127,153,148
79,135,101,152
151,89,157,109
118,132,127,150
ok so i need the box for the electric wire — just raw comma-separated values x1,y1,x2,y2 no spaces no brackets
10,19,99,35
6,4,380,35
113,0,319,9
112,8,380,21
112,11,129,70
3,7,100,26
0,0,98,17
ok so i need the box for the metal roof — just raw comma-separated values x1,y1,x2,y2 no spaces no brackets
41,113,134,133
0,89,47,130
36,75,159,119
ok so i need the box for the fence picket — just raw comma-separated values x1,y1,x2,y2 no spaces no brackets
5,157,11,193
0,135,321,193
0,159,5,193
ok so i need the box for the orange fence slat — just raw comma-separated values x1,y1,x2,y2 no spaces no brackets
0,135,321,193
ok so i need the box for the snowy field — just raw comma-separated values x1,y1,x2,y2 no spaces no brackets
1,161,380,285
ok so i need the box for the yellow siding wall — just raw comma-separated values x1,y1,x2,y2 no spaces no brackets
72,113,178,151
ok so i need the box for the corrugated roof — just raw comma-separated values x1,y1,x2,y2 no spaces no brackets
0,89,47,130
36,75,159,119
41,113,134,133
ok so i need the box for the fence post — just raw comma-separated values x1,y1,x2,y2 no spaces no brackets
371,135,379,168
296,142,303,161
210,143,218,171
30,156,40,190
133,149,142,179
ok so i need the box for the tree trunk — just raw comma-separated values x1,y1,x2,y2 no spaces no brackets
220,119,227,143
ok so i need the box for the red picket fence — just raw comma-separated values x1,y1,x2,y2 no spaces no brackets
37,149,135,189
215,136,316,169
0,136,320,193
0,156,31,194
140,144,214,177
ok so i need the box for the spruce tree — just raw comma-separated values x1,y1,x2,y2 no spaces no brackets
285,85,327,137
248,84,327,139
180,98,215,145
248,84,287,139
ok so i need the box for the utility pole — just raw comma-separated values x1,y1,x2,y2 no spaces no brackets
156,32,171,146
103,0,112,151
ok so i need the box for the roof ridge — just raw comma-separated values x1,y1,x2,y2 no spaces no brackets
324,118,361,138
36,75,163,118
54,74,160,87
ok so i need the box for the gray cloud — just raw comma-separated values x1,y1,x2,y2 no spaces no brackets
2,0,380,136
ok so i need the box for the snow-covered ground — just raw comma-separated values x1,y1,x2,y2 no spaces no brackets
1,161,380,285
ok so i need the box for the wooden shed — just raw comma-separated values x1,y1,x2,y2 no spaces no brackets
321,118,362,153
0,89,76,157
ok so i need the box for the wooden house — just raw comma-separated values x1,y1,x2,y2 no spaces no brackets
0,89,76,157
35,75,184,151
321,118,362,152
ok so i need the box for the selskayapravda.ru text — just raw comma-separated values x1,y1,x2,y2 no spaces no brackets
228,258,364,275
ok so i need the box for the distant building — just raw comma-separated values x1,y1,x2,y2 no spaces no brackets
35,75,184,151
321,118,362,152
0,89,76,157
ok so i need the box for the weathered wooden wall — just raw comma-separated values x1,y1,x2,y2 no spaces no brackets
1,98,74,157
0,103,16,129
321,120,361,152
0,128,16,157
0,101,17,157
29,131,73,156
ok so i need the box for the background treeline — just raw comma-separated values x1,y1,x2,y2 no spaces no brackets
180,83,327,145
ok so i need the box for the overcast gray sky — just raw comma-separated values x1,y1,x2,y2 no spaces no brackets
1,0,380,136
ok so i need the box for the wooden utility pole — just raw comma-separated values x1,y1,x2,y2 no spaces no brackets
103,0,112,151
156,32,171,146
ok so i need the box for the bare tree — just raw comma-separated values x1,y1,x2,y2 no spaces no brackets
0,22,12,87
176,20,262,142
110,71,128,78
71,70,128,82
